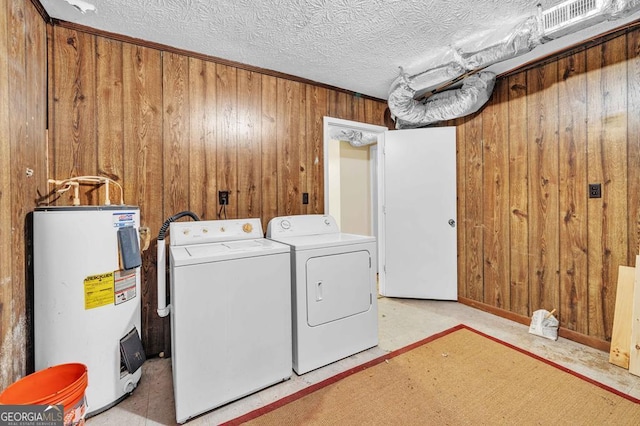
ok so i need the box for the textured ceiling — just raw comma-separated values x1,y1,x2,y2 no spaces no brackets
39,0,639,100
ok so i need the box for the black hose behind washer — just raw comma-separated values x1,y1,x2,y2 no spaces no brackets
157,211,200,240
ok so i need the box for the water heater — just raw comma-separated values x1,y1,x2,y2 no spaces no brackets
33,206,144,416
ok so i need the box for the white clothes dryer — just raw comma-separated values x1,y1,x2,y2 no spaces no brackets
169,218,291,423
267,214,378,375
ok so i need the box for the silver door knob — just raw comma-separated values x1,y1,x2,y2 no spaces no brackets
448,219,456,227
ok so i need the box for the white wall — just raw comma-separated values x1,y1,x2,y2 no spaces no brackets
327,139,342,227
339,142,371,236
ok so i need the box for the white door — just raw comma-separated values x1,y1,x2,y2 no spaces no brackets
378,127,457,300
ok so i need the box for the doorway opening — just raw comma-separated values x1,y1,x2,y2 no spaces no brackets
323,117,387,239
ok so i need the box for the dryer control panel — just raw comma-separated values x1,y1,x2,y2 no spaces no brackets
267,214,339,238
170,218,263,246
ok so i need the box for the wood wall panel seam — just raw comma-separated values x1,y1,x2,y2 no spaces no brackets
2,0,18,384
507,71,530,317
455,120,467,298
481,80,510,310
237,68,262,219
557,50,589,334
526,61,561,315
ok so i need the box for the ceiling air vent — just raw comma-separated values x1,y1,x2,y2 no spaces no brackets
541,0,604,35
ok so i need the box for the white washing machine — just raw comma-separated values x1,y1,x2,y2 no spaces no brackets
266,214,378,374
169,218,292,423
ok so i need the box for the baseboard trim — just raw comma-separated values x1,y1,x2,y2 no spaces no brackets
458,297,611,353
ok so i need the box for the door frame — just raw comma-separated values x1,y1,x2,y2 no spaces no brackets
322,116,387,236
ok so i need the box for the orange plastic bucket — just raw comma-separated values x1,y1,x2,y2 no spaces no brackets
0,363,88,425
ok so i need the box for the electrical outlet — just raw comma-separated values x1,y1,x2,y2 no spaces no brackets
302,192,309,205
218,190,229,205
588,183,601,199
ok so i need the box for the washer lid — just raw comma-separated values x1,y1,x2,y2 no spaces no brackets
170,238,290,266
268,232,375,250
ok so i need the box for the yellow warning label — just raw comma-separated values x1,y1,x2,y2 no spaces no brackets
84,272,115,310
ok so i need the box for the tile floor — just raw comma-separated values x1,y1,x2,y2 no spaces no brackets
87,297,640,425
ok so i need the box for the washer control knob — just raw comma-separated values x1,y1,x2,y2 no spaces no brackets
182,228,190,235
324,218,331,226
280,220,291,230
242,223,253,233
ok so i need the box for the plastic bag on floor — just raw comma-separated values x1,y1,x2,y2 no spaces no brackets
528,309,559,341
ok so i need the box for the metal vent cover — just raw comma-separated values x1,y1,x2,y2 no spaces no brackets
542,0,603,33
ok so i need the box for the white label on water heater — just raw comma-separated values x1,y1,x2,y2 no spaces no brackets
112,212,135,228
115,269,137,305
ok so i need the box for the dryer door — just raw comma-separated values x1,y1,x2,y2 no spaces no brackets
305,250,372,326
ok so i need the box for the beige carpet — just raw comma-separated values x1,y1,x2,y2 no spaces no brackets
225,324,640,425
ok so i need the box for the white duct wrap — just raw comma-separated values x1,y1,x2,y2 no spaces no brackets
389,71,496,129
609,0,640,16
389,0,640,128
461,17,541,70
389,17,538,129
406,61,466,97
328,127,379,147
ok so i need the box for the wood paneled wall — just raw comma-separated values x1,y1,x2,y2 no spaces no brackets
0,0,47,388
3,0,637,390
47,26,388,356
456,27,640,346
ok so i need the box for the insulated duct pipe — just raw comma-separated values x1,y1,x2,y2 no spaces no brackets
388,16,540,129
328,126,379,147
389,71,497,129
389,0,640,128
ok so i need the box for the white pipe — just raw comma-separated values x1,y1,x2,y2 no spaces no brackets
48,176,125,205
157,240,170,317
104,178,111,205
155,211,200,318
71,182,80,205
